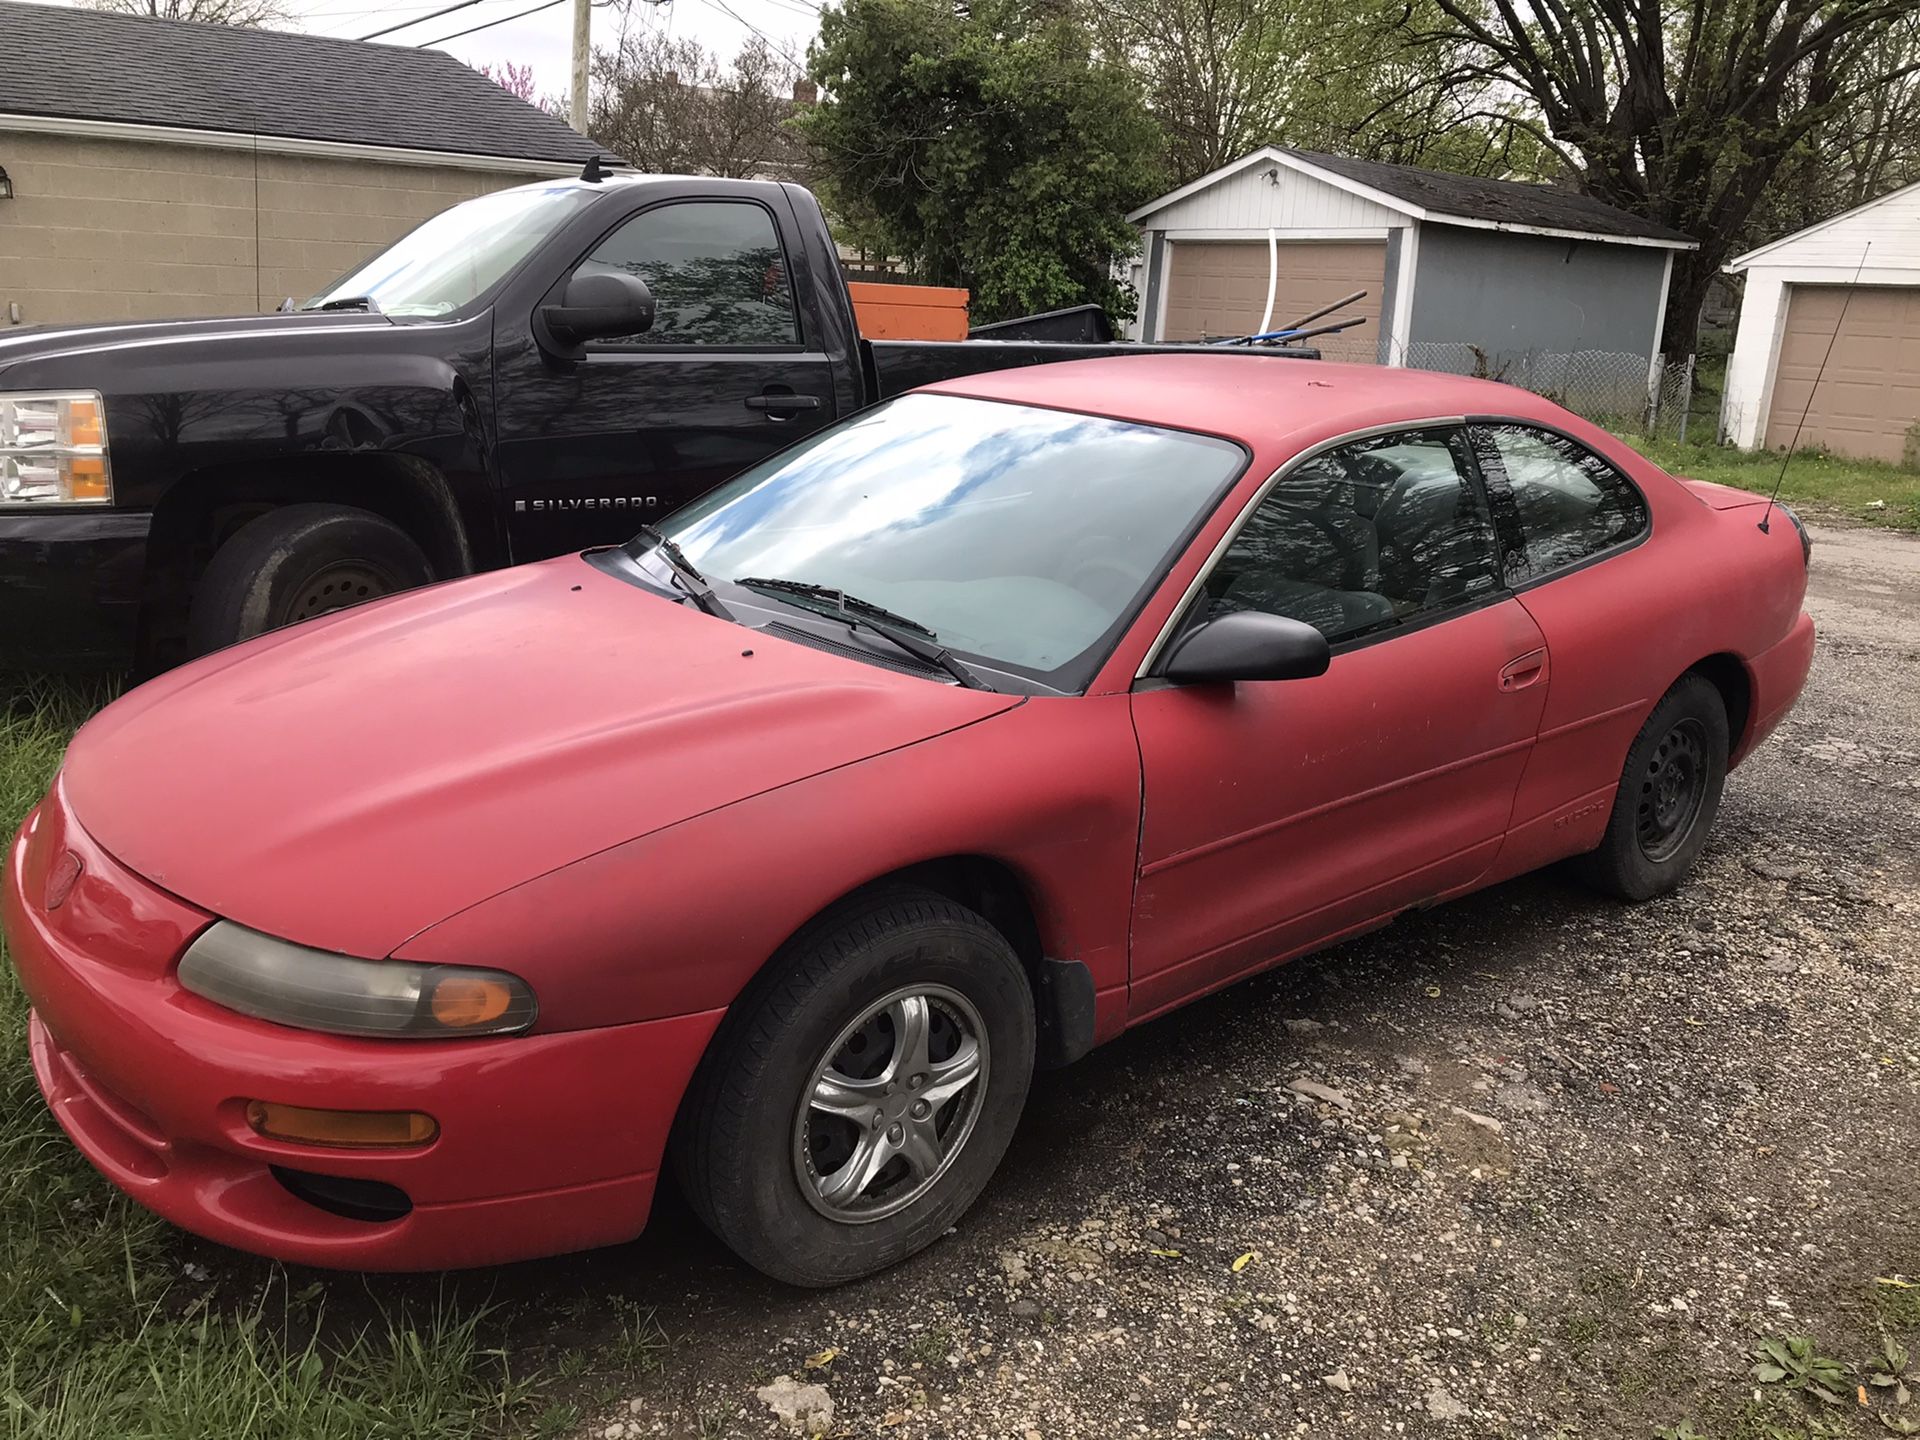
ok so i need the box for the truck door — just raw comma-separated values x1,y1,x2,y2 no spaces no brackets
492,195,840,560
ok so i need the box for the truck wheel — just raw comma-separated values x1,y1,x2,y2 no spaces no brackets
674,886,1035,1287
187,503,432,656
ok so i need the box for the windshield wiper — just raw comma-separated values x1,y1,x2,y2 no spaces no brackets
308,295,383,314
637,525,735,622
736,577,991,690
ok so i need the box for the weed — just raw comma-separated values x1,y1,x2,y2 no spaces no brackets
902,1327,953,1367
1751,1335,1850,1406
1876,1281,1920,1337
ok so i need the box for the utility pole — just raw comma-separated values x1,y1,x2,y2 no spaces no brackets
570,0,590,133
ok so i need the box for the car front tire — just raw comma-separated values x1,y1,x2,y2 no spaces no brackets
674,886,1036,1287
1576,673,1729,901
187,503,433,657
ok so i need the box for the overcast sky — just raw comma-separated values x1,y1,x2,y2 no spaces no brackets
30,0,821,109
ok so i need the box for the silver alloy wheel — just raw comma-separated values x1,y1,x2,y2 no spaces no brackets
792,983,990,1224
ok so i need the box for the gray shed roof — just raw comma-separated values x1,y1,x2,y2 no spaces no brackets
0,0,599,163
1286,150,1694,245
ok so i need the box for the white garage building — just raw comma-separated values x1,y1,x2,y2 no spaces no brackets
1721,180,1920,464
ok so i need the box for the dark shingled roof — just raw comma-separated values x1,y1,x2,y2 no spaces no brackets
1287,149,1695,245
0,0,599,163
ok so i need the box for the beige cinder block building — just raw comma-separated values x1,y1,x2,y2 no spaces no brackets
0,0,598,327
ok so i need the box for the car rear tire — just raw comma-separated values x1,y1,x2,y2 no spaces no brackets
1575,673,1729,901
674,886,1036,1287
187,503,433,656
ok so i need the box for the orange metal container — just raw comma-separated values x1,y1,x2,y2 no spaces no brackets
847,282,970,341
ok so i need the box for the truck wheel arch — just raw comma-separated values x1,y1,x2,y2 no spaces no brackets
141,455,481,667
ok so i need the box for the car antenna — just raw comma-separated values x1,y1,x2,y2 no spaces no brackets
580,154,624,183
1759,240,1871,534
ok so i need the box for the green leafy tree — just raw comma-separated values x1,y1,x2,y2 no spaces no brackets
798,0,1165,323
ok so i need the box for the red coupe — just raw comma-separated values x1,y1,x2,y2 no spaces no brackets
4,356,1814,1285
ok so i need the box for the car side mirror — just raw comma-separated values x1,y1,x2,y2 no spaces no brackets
1161,611,1331,684
540,269,655,353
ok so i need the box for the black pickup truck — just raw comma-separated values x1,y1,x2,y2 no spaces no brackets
0,168,1299,672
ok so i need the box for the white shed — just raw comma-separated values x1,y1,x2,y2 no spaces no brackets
1721,181,1920,464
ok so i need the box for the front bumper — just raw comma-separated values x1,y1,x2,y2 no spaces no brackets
0,510,150,670
4,784,723,1271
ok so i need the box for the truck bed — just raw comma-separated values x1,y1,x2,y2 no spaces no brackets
867,339,1319,398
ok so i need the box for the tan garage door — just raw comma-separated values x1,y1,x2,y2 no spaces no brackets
1765,285,1920,463
1161,241,1387,362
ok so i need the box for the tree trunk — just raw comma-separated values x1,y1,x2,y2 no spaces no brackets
1659,244,1724,363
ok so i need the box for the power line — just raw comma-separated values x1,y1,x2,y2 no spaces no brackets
359,0,497,40
696,0,805,66
414,0,568,45
307,0,478,33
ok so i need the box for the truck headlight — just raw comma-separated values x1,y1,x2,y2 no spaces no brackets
0,391,112,505
177,921,538,1039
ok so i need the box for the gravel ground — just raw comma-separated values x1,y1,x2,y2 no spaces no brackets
565,522,1920,1440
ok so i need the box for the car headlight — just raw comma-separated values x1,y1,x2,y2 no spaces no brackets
177,921,537,1039
0,391,112,505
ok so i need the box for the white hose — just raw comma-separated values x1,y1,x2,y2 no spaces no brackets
1258,227,1278,336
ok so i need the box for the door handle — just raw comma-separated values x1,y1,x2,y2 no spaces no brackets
744,390,823,417
1498,649,1548,692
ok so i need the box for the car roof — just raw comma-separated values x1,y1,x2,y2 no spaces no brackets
925,354,1580,455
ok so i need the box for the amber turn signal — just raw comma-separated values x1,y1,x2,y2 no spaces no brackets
428,975,514,1028
245,1100,438,1149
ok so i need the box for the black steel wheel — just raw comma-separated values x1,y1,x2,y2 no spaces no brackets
1635,716,1710,863
187,503,433,656
1575,673,1730,901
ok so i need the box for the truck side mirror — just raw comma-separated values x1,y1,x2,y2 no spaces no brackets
539,269,656,354
1161,610,1331,684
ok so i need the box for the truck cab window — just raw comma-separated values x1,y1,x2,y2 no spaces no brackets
576,201,800,348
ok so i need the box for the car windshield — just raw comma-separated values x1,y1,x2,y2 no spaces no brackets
301,184,598,318
649,393,1249,689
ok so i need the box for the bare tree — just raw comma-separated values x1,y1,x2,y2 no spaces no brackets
588,31,808,181
1755,11,1920,237
1090,0,1543,186
79,0,288,23
1410,0,1920,357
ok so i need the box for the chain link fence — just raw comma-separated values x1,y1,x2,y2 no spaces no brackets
1397,341,1699,441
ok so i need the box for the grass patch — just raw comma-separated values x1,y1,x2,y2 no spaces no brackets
0,680,654,1437
1876,1280,1920,1336
1615,434,1920,531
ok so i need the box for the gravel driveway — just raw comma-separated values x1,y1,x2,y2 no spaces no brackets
566,521,1920,1440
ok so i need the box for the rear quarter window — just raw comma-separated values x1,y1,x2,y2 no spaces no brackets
1473,424,1648,578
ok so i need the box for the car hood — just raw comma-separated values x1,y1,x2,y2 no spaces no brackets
62,556,1021,959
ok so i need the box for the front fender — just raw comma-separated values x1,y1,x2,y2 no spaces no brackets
396,694,1144,1047
6,315,496,519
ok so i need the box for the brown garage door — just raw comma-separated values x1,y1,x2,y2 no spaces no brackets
1765,285,1920,463
1160,241,1387,362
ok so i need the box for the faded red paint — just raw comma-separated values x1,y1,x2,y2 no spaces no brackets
3,358,1814,1271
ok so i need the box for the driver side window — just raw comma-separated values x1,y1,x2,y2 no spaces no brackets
1194,429,1499,644
576,201,800,348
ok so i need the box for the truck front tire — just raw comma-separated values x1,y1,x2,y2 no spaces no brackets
187,503,433,656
